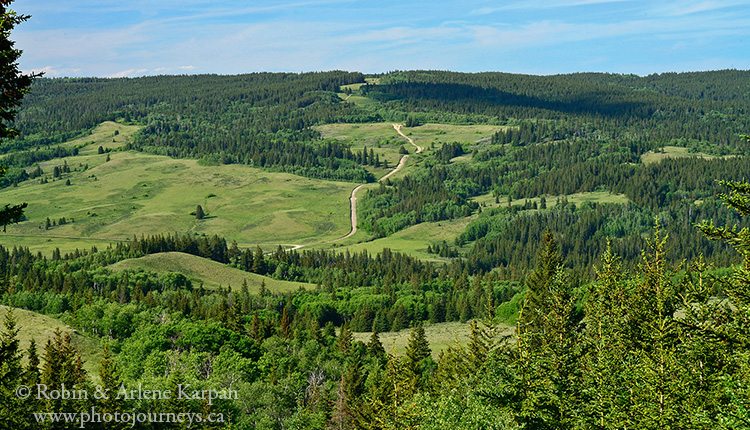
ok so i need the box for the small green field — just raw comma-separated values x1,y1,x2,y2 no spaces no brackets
337,81,379,106
313,122,504,180
315,122,505,148
109,252,314,292
337,88,379,106
399,123,507,147
341,95,380,107
640,145,734,165
0,305,103,377
315,123,406,150
331,216,475,261
352,321,513,359
473,190,629,209
1,145,353,255
315,123,406,175
340,83,367,92
61,121,141,155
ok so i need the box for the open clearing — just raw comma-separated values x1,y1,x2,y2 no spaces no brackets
1,148,353,255
398,123,508,147
0,305,102,377
109,252,313,292
315,122,505,149
315,122,409,169
640,145,734,165
314,122,504,181
330,216,474,261
61,121,141,155
352,320,513,358
473,190,630,209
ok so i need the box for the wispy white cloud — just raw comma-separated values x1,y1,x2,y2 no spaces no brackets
468,20,644,48
649,0,749,17
470,0,632,15
109,68,150,78
23,65,81,77
467,11,750,49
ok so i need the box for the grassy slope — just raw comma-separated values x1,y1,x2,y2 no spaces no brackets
0,305,102,377
640,145,733,165
2,119,630,266
60,120,140,154
397,123,508,147
352,321,513,359
472,190,630,208
1,129,353,255
328,217,475,262
315,122,505,149
316,123,408,169
109,252,314,293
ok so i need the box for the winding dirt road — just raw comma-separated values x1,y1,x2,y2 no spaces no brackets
333,124,419,241
284,123,420,248
337,148,412,241
392,123,424,153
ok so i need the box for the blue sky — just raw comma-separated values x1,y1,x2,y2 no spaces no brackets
14,0,750,77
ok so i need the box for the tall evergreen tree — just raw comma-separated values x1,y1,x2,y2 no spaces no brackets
519,229,565,339
24,337,39,386
0,308,24,427
40,329,89,429
252,246,267,275
279,306,292,339
366,322,386,362
0,0,37,231
582,242,633,428
98,342,128,429
404,322,431,391
336,322,353,355
696,173,750,426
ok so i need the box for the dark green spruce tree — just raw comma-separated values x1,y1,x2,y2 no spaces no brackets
513,229,584,429
0,309,25,427
0,0,38,231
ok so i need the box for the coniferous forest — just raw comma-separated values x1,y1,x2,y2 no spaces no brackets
2,34,750,427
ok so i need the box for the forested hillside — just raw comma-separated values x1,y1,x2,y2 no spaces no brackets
3,69,750,428
10,72,375,182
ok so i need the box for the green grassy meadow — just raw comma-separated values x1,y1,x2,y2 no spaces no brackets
3,120,629,267
315,122,505,148
339,94,380,107
1,147,354,255
61,121,141,155
0,305,103,377
109,252,314,293
329,216,475,261
352,320,513,358
315,123,409,169
314,122,504,181
398,123,507,147
640,145,734,165
472,190,630,209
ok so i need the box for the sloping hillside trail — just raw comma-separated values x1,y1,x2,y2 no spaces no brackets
392,123,424,153
281,123,420,252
